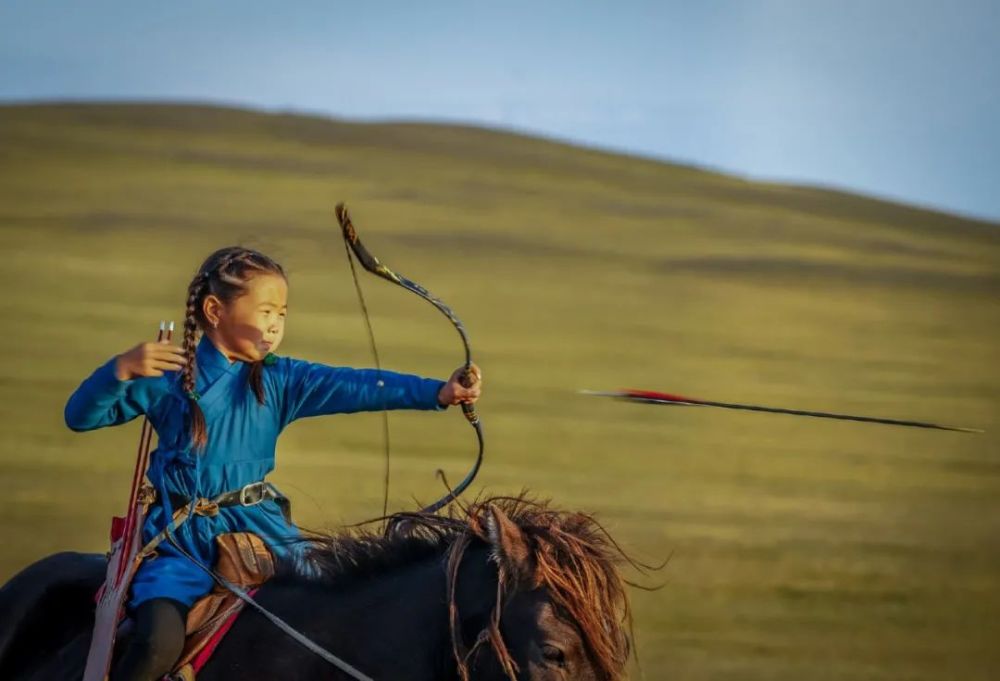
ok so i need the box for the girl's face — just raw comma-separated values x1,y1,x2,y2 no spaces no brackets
204,273,288,363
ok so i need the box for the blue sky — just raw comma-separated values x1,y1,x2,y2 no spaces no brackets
2,1,998,222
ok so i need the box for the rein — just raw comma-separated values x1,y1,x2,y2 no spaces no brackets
446,529,519,681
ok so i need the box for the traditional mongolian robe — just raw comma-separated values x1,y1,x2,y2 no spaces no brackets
65,334,446,608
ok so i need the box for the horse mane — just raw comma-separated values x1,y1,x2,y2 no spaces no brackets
275,511,462,588
282,493,633,681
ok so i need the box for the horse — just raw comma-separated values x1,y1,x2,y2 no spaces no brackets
0,495,634,680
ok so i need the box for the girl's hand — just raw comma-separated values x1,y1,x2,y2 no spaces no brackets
438,363,482,407
114,341,187,381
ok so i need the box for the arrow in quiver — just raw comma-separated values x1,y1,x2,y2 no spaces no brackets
82,321,172,681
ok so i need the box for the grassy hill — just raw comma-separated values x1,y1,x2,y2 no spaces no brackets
1,102,997,680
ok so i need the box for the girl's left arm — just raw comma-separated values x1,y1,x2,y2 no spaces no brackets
278,358,446,426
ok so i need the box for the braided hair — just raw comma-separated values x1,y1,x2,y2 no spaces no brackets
181,246,286,450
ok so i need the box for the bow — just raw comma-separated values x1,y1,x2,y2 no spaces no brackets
336,203,484,514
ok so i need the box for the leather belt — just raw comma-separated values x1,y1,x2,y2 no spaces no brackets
167,481,281,512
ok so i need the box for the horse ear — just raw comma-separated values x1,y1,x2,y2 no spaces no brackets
486,505,533,584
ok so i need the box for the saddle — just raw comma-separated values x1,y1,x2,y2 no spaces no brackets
165,531,274,681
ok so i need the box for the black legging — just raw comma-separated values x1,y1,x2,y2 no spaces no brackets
111,598,189,681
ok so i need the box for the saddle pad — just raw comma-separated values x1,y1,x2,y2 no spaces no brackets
167,532,274,678
166,591,254,680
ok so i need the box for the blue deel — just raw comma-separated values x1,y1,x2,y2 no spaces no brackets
64,334,447,609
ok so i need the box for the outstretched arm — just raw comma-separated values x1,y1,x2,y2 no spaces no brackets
279,358,447,426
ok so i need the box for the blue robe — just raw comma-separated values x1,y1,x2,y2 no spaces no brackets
64,334,446,608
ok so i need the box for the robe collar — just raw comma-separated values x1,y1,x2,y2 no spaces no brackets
196,333,241,386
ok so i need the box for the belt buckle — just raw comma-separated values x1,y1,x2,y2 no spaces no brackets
239,482,265,506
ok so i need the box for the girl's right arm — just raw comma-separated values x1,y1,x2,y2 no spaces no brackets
64,341,186,432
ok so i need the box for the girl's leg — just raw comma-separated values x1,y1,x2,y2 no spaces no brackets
111,597,188,681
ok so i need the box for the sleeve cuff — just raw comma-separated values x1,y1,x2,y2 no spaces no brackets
92,356,130,396
423,378,448,411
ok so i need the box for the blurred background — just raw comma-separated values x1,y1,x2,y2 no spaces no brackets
1,2,998,679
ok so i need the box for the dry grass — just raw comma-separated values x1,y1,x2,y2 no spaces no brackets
1,102,998,679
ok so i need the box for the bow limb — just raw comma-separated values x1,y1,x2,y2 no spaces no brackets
335,203,484,514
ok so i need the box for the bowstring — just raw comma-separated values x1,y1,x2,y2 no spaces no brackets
342,239,392,526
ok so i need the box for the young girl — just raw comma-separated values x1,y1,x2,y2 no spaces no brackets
64,246,482,681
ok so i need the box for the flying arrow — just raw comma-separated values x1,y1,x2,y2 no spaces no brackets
581,389,983,433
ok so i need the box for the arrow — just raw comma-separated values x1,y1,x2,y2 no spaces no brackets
581,389,983,433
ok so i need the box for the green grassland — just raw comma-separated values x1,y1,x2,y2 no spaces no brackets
1,102,998,679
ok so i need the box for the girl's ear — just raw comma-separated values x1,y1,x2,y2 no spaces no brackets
202,294,224,328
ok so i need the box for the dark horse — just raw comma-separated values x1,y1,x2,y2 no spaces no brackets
0,496,633,680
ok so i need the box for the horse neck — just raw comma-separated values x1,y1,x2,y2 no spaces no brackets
255,542,501,680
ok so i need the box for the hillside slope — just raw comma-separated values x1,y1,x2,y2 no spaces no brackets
1,102,997,680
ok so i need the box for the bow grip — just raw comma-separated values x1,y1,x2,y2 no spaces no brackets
459,366,480,425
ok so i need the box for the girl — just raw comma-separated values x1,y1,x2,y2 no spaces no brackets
64,246,482,681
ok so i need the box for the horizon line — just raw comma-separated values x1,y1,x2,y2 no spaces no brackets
4,95,998,227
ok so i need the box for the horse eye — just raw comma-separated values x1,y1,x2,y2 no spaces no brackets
541,643,566,667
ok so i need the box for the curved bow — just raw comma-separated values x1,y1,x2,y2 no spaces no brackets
335,202,484,514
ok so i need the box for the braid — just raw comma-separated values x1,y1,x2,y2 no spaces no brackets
217,251,243,275
248,361,266,405
182,272,209,451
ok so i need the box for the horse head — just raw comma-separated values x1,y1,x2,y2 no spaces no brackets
442,497,633,681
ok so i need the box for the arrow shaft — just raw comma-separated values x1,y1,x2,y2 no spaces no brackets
584,390,982,433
